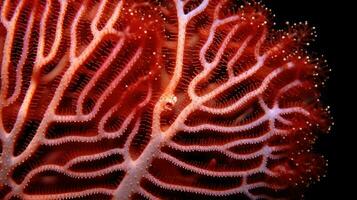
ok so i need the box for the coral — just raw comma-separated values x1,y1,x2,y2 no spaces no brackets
0,0,330,199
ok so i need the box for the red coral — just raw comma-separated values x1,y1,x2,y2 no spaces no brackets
0,0,330,199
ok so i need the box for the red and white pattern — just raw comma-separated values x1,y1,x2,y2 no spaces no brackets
0,0,330,199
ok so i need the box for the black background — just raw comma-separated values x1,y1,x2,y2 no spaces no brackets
261,0,351,199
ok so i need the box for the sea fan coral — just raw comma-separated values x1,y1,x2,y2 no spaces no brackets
0,0,330,199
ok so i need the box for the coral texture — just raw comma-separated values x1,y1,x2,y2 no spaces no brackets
0,0,330,199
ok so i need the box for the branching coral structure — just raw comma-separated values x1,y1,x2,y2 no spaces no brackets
0,0,331,199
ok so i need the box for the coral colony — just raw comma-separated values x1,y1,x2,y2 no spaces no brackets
0,0,331,199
